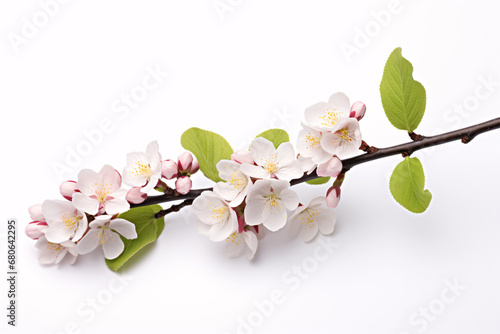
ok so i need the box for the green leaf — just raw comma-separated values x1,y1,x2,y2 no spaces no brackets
255,129,290,149
389,157,432,213
306,177,330,185
105,205,165,271
181,127,234,183
380,47,427,132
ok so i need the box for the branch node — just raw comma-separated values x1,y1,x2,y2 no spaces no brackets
359,140,379,153
402,151,411,158
408,132,424,141
461,135,475,144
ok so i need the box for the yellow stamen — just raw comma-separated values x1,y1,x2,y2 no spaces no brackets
226,232,242,245
130,160,153,178
262,154,279,174
229,171,248,190
320,108,340,127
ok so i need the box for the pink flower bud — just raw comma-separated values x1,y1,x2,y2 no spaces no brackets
231,150,254,165
126,187,147,204
317,156,343,178
189,159,200,174
177,152,194,173
60,180,79,201
175,176,192,195
161,159,178,180
326,186,341,209
25,221,48,240
350,101,366,121
28,204,45,222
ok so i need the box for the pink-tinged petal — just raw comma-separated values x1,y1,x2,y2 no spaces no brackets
267,179,289,194
76,168,100,197
209,212,237,242
229,182,250,207
60,180,79,201
300,221,319,242
249,137,276,167
274,162,303,181
76,230,100,255
262,206,288,232
89,215,112,229
239,163,270,179
101,232,125,259
54,249,69,264
103,197,130,215
225,232,246,258
327,92,351,116
140,176,158,193
123,152,150,188
317,156,343,178
297,155,316,174
316,208,336,235
109,219,137,239
242,231,258,260
25,221,48,240
99,165,122,193
42,199,76,223
45,221,72,244
72,193,99,215
213,181,238,203
231,150,254,165
175,176,192,195
244,197,266,226
72,214,88,242
276,142,296,165
279,188,300,211
286,216,302,238
28,203,45,222
304,101,332,130
350,101,366,121
216,160,240,181
196,221,211,236
308,196,327,209
177,152,194,172
126,187,147,204
320,131,341,155
145,141,161,171
161,159,178,179
326,186,341,209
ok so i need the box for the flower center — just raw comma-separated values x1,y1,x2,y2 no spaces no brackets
229,171,248,190
262,154,279,174
93,183,112,202
301,208,320,228
62,214,82,232
97,225,113,245
226,232,241,245
265,192,281,210
47,242,62,253
306,133,321,148
320,108,340,127
210,203,229,223
131,160,153,179
336,128,353,142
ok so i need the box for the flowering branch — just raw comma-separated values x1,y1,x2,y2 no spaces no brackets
133,116,500,214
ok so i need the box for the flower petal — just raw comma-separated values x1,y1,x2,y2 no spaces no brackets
209,211,237,242
316,208,336,235
109,219,137,239
300,221,319,242
239,163,270,179
76,168,100,197
99,165,122,193
104,196,130,215
76,230,100,255
44,221,72,244
101,232,125,259
262,205,288,232
225,232,246,258
244,197,266,226
327,92,351,117
278,188,300,211
72,193,99,215
242,231,258,260
250,137,276,167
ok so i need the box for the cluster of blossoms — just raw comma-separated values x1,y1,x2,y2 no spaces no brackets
26,140,199,265
27,92,365,264
193,92,365,260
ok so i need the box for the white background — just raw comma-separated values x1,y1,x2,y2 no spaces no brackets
1,0,499,333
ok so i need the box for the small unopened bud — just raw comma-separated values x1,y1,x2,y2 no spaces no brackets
175,176,192,195
161,159,178,179
231,150,254,165
25,221,48,240
126,187,147,204
28,204,45,222
350,101,366,121
60,180,79,201
317,156,342,178
154,179,169,193
326,186,341,209
178,152,194,173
